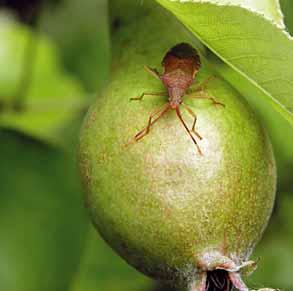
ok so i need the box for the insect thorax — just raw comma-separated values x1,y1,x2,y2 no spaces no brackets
162,69,194,89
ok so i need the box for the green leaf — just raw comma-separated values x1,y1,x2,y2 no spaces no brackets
156,0,293,125
0,16,87,145
191,0,285,26
280,0,293,34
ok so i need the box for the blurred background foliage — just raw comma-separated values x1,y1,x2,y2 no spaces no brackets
0,1,292,291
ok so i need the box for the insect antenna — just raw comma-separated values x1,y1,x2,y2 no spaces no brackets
175,107,203,155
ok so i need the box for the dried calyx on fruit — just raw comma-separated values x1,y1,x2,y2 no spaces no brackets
191,251,258,291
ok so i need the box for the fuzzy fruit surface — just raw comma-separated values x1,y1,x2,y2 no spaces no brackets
78,4,276,287
79,74,276,284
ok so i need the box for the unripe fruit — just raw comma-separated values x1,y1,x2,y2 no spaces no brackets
79,71,276,287
78,5,276,290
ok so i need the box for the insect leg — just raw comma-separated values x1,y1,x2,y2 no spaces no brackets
130,92,166,101
144,65,161,80
145,105,165,134
182,103,202,140
186,90,225,107
175,107,203,156
192,75,215,93
128,103,170,144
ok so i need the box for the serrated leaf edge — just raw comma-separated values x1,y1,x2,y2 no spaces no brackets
169,0,292,39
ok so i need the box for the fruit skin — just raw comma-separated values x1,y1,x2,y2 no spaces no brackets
78,4,276,287
79,71,276,285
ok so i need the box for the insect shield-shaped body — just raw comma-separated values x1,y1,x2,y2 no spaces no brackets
161,43,201,108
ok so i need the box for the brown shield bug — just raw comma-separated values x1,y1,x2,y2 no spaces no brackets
129,43,224,155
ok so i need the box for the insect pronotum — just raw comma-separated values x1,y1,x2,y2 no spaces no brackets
128,43,224,155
